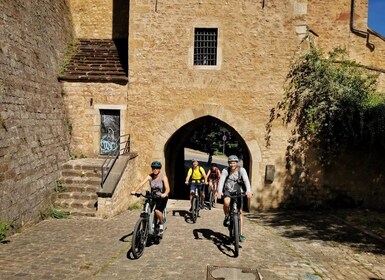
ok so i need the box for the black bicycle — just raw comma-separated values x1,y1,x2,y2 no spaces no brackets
190,185,201,223
131,191,167,259
207,180,217,210
227,191,246,257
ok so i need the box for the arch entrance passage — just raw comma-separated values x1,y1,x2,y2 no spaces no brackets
164,116,251,199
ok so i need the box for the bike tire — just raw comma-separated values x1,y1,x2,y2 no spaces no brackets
131,217,148,259
208,191,212,210
233,214,240,257
191,196,197,223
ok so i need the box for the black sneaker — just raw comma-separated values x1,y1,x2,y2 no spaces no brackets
223,216,230,227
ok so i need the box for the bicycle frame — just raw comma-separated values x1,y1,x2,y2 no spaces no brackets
228,191,245,257
190,184,201,223
131,191,166,259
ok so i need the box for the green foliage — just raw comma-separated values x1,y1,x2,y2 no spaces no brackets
0,221,12,242
186,121,243,156
60,38,78,75
266,41,385,166
55,179,65,192
47,207,70,219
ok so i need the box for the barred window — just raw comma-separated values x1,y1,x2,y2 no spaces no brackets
194,28,218,66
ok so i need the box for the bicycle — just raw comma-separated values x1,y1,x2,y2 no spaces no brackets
227,191,246,257
131,191,167,259
189,185,201,223
207,180,218,210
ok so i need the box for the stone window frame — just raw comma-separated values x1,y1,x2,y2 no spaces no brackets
93,104,126,155
188,24,222,70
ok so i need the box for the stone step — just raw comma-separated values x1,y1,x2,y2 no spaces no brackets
54,198,97,210
62,177,101,186
56,192,98,200
60,184,100,193
67,209,96,218
54,207,96,218
62,158,105,171
61,169,101,178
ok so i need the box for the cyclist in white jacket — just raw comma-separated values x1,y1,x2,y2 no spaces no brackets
217,155,252,242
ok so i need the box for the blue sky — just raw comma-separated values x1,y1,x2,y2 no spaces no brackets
368,0,385,38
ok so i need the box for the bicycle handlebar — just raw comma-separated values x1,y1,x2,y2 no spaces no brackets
227,192,247,198
131,191,162,199
131,191,167,198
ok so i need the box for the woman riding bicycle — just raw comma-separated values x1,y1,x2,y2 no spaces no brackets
217,155,252,242
206,163,221,206
131,161,170,234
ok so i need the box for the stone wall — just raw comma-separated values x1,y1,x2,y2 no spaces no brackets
62,0,385,210
97,156,139,218
3,0,383,224
69,0,113,39
0,1,73,228
61,82,128,157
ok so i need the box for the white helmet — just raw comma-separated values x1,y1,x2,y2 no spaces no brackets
228,155,239,162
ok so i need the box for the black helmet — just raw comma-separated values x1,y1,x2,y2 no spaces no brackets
191,159,198,163
227,155,239,162
151,161,162,169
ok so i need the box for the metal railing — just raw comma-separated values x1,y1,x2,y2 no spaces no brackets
101,133,130,188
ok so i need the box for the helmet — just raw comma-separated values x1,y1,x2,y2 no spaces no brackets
227,155,239,162
151,161,162,169
191,159,198,163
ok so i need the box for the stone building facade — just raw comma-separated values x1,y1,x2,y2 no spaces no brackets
63,0,385,209
1,0,385,230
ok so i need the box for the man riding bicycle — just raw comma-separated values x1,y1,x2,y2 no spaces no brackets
185,159,207,211
206,163,221,206
217,155,252,242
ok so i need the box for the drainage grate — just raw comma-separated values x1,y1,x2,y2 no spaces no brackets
207,265,262,280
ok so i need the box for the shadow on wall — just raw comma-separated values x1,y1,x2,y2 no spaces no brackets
260,146,385,211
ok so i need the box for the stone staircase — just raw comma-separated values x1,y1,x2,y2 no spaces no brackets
59,39,128,84
53,159,105,217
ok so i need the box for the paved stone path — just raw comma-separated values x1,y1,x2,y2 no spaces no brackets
0,199,384,280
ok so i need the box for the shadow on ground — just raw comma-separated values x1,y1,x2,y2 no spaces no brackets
246,210,385,255
192,228,238,258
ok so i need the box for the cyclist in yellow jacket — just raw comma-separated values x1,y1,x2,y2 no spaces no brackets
185,159,207,211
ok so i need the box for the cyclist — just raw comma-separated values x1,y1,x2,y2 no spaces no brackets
206,163,221,206
217,155,252,242
131,161,170,235
185,159,207,211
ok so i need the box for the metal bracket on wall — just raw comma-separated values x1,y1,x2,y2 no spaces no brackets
350,0,375,51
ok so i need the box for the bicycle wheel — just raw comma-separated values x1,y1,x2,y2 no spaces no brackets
233,214,240,257
208,190,214,210
191,196,197,223
131,217,148,259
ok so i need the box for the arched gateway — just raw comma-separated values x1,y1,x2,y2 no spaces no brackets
150,104,261,208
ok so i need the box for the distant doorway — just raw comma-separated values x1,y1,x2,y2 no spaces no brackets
164,116,251,200
100,109,120,155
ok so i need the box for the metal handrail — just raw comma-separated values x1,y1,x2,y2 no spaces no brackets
101,133,130,188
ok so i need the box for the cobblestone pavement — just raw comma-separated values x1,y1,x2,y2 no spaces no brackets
0,199,384,280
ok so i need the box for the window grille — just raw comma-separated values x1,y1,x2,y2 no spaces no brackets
194,28,218,66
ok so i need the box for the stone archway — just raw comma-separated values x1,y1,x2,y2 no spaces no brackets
150,104,262,206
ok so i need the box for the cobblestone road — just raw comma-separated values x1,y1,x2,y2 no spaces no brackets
0,199,384,280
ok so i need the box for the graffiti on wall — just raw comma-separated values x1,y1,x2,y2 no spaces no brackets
100,110,120,155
